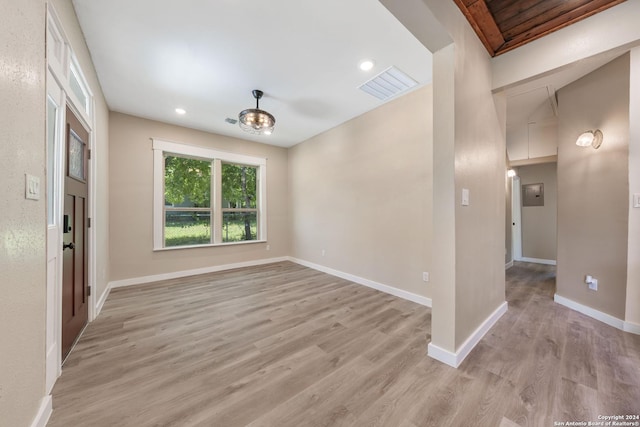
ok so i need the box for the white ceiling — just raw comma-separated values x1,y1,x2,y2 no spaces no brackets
71,0,433,148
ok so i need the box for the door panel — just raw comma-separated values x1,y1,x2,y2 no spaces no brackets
62,106,89,360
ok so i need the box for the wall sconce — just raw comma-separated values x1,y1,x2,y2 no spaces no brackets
507,169,517,178
576,129,603,149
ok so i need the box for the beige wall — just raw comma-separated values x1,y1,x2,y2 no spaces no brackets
0,0,47,425
627,48,640,326
381,0,507,353
109,113,289,281
518,162,557,261
450,36,506,349
557,54,629,320
50,0,111,306
288,86,433,298
429,1,507,350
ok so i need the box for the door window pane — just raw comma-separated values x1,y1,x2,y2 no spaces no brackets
68,129,85,181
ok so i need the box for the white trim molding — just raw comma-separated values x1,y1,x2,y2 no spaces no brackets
624,321,640,335
288,257,432,308
554,294,640,335
29,396,52,427
151,138,268,250
95,284,112,317
517,257,556,266
428,301,509,368
109,257,289,289
505,260,514,270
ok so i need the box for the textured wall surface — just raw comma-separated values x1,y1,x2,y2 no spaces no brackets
0,0,47,425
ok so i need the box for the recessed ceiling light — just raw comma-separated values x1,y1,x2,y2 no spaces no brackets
359,59,375,71
175,108,186,115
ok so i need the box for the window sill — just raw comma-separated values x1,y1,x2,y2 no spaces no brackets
154,240,267,252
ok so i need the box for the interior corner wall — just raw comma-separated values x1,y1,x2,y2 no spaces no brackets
424,0,507,350
518,163,557,261
0,0,47,425
505,160,513,265
108,113,289,282
626,47,640,326
50,0,111,304
451,33,507,349
288,86,433,299
381,0,507,355
557,54,630,320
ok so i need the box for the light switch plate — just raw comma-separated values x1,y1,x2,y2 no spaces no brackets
25,174,40,200
634,193,640,208
462,188,470,206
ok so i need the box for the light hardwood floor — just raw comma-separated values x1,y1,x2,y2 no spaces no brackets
48,261,640,426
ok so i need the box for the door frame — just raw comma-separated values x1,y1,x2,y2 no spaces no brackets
46,4,97,392
512,175,522,261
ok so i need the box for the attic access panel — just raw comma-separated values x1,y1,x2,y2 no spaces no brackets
522,183,544,207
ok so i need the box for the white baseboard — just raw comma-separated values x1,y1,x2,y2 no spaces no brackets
30,395,52,427
428,301,508,368
287,257,432,308
517,257,556,266
95,284,111,317
426,342,458,368
505,260,514,270
554,294,639,335
109,257,289,289
624,321,640,335
45,343,59,394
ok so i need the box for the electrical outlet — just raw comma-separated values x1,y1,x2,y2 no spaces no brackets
422,272,430,282
321,249,326,256
266,244,270,251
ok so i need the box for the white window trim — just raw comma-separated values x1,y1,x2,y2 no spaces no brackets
152,138,267,250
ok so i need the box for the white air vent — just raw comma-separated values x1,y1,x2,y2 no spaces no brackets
359,66,418,101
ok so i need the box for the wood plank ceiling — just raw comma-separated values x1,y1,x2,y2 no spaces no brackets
453,0,627,56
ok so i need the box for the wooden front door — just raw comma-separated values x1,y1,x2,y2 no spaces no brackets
62,106,89,361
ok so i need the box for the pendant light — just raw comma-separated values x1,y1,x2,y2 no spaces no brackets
238,90,275,135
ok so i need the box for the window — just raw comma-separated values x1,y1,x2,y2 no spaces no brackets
164,156,212,247
221,163,258,242
46,96,59,226
69,57,91,117
153,139,267,250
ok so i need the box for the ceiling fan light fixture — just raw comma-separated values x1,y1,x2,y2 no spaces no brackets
238,89,275,136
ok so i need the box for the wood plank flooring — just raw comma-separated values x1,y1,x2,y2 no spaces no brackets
48,261,640,426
